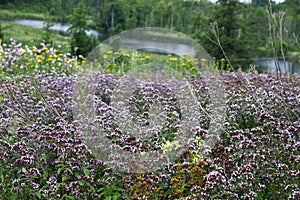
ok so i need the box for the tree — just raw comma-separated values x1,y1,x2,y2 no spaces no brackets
204,0,249,68
68,2,97,57
42,20,54,46
0,21,4,41
251,0,269,7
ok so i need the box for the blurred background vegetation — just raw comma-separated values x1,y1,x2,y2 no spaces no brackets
0,0,299,67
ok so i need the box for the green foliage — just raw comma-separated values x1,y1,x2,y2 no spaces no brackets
42,20,54,46
1,0,299,68
206,0,248,66
0,20,8,41
68,2,98,57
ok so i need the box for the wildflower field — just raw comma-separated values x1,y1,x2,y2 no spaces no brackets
0,39,300,200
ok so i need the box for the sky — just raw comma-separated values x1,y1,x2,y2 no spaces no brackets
209,0,286,3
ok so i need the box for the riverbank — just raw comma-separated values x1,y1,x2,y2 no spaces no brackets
1,21,70,52
0,9,57,21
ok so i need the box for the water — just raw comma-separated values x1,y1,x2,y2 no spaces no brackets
6,19,100,37
255,57,300,74
121,38,196,57
4,19,300,74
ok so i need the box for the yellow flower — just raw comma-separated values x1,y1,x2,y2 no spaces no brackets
123,53,130,57
103,54,108,59
192,154,200,162
140,58,145,61
226,63,230,67
36,55,43,59
169,57,178,62
181,63,186,67
37,60,42,63
58,54,64,57
140,151,147,156
106,50,113,54
41,47,48,51
221,58,225,61
154,186,163,193
48,58,52,61
161,140,180,154
189,66,197,71
136,175,145,181
195,136,204,147
200,58,207,62
175,163,183,169
144,55,151,60
114,52,120,55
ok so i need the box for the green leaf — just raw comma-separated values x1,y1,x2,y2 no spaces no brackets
99,191,107,198
43,154,48,162
57,164,65,168
105,196,112,200
42,171,48,181
112,187,123,192
97,187,106,192
57,167,63,175
62,194,75,200
62,175,69,182
221,191,233,196
66,168,73,175
0,168,4,182
8,195,17,200
35,192,41,199
87,183,96,193
112,194,121,200
0,93,4,103
83,168,90,176
211,194,220,199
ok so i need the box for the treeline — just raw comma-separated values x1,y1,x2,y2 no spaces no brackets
0,0,299,66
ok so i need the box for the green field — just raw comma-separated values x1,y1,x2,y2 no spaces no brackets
0,9,54,20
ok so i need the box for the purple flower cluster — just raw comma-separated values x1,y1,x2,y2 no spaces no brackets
0,70,299,199
195,73,300,199
0,39,81,76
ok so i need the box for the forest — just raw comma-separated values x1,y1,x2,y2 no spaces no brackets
0,0,299,67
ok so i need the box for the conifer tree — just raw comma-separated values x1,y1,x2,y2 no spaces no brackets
68,2,97,57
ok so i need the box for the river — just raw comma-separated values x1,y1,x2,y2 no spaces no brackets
5,19,300,74
255,57,300,74
6,19,100,37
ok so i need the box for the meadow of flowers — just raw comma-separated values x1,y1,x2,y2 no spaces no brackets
0,39,299,199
